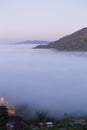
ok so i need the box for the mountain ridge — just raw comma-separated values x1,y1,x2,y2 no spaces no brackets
17,40,49,44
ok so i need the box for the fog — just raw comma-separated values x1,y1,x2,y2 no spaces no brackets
0,44,87,117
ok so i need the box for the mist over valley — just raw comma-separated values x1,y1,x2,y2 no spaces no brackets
0,44,87,118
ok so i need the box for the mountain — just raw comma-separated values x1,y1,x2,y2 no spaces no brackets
35,28,87,51
17,40,49,44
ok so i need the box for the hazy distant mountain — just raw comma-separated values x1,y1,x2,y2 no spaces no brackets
17,40,49,44
35,27,87,51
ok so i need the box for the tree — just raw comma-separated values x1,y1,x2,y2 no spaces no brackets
15,104,35,119
36,110,48,122
0,106,9,127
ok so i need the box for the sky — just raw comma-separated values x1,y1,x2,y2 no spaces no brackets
0,0,87,43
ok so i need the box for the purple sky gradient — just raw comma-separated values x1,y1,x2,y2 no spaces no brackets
0,0,87,43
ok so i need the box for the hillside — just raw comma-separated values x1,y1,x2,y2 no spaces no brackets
35,28,87,50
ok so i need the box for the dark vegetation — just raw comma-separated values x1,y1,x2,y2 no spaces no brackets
1,105,87,129
15,104,36,120
0,106,9,130
15,105,87,130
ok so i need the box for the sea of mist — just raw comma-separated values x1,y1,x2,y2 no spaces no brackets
0,44,87,118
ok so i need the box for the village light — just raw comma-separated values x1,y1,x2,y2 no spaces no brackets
0,98,4,101
0,97,16,115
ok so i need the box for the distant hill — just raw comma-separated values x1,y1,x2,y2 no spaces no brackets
17,40,49,44
35,28,87,51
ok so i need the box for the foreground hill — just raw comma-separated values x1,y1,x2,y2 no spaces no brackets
35,28,87,50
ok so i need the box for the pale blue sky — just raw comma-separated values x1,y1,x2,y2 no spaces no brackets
0,0,87,43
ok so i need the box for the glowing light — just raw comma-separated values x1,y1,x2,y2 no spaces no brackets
0,98,4,101
0,97,16,115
